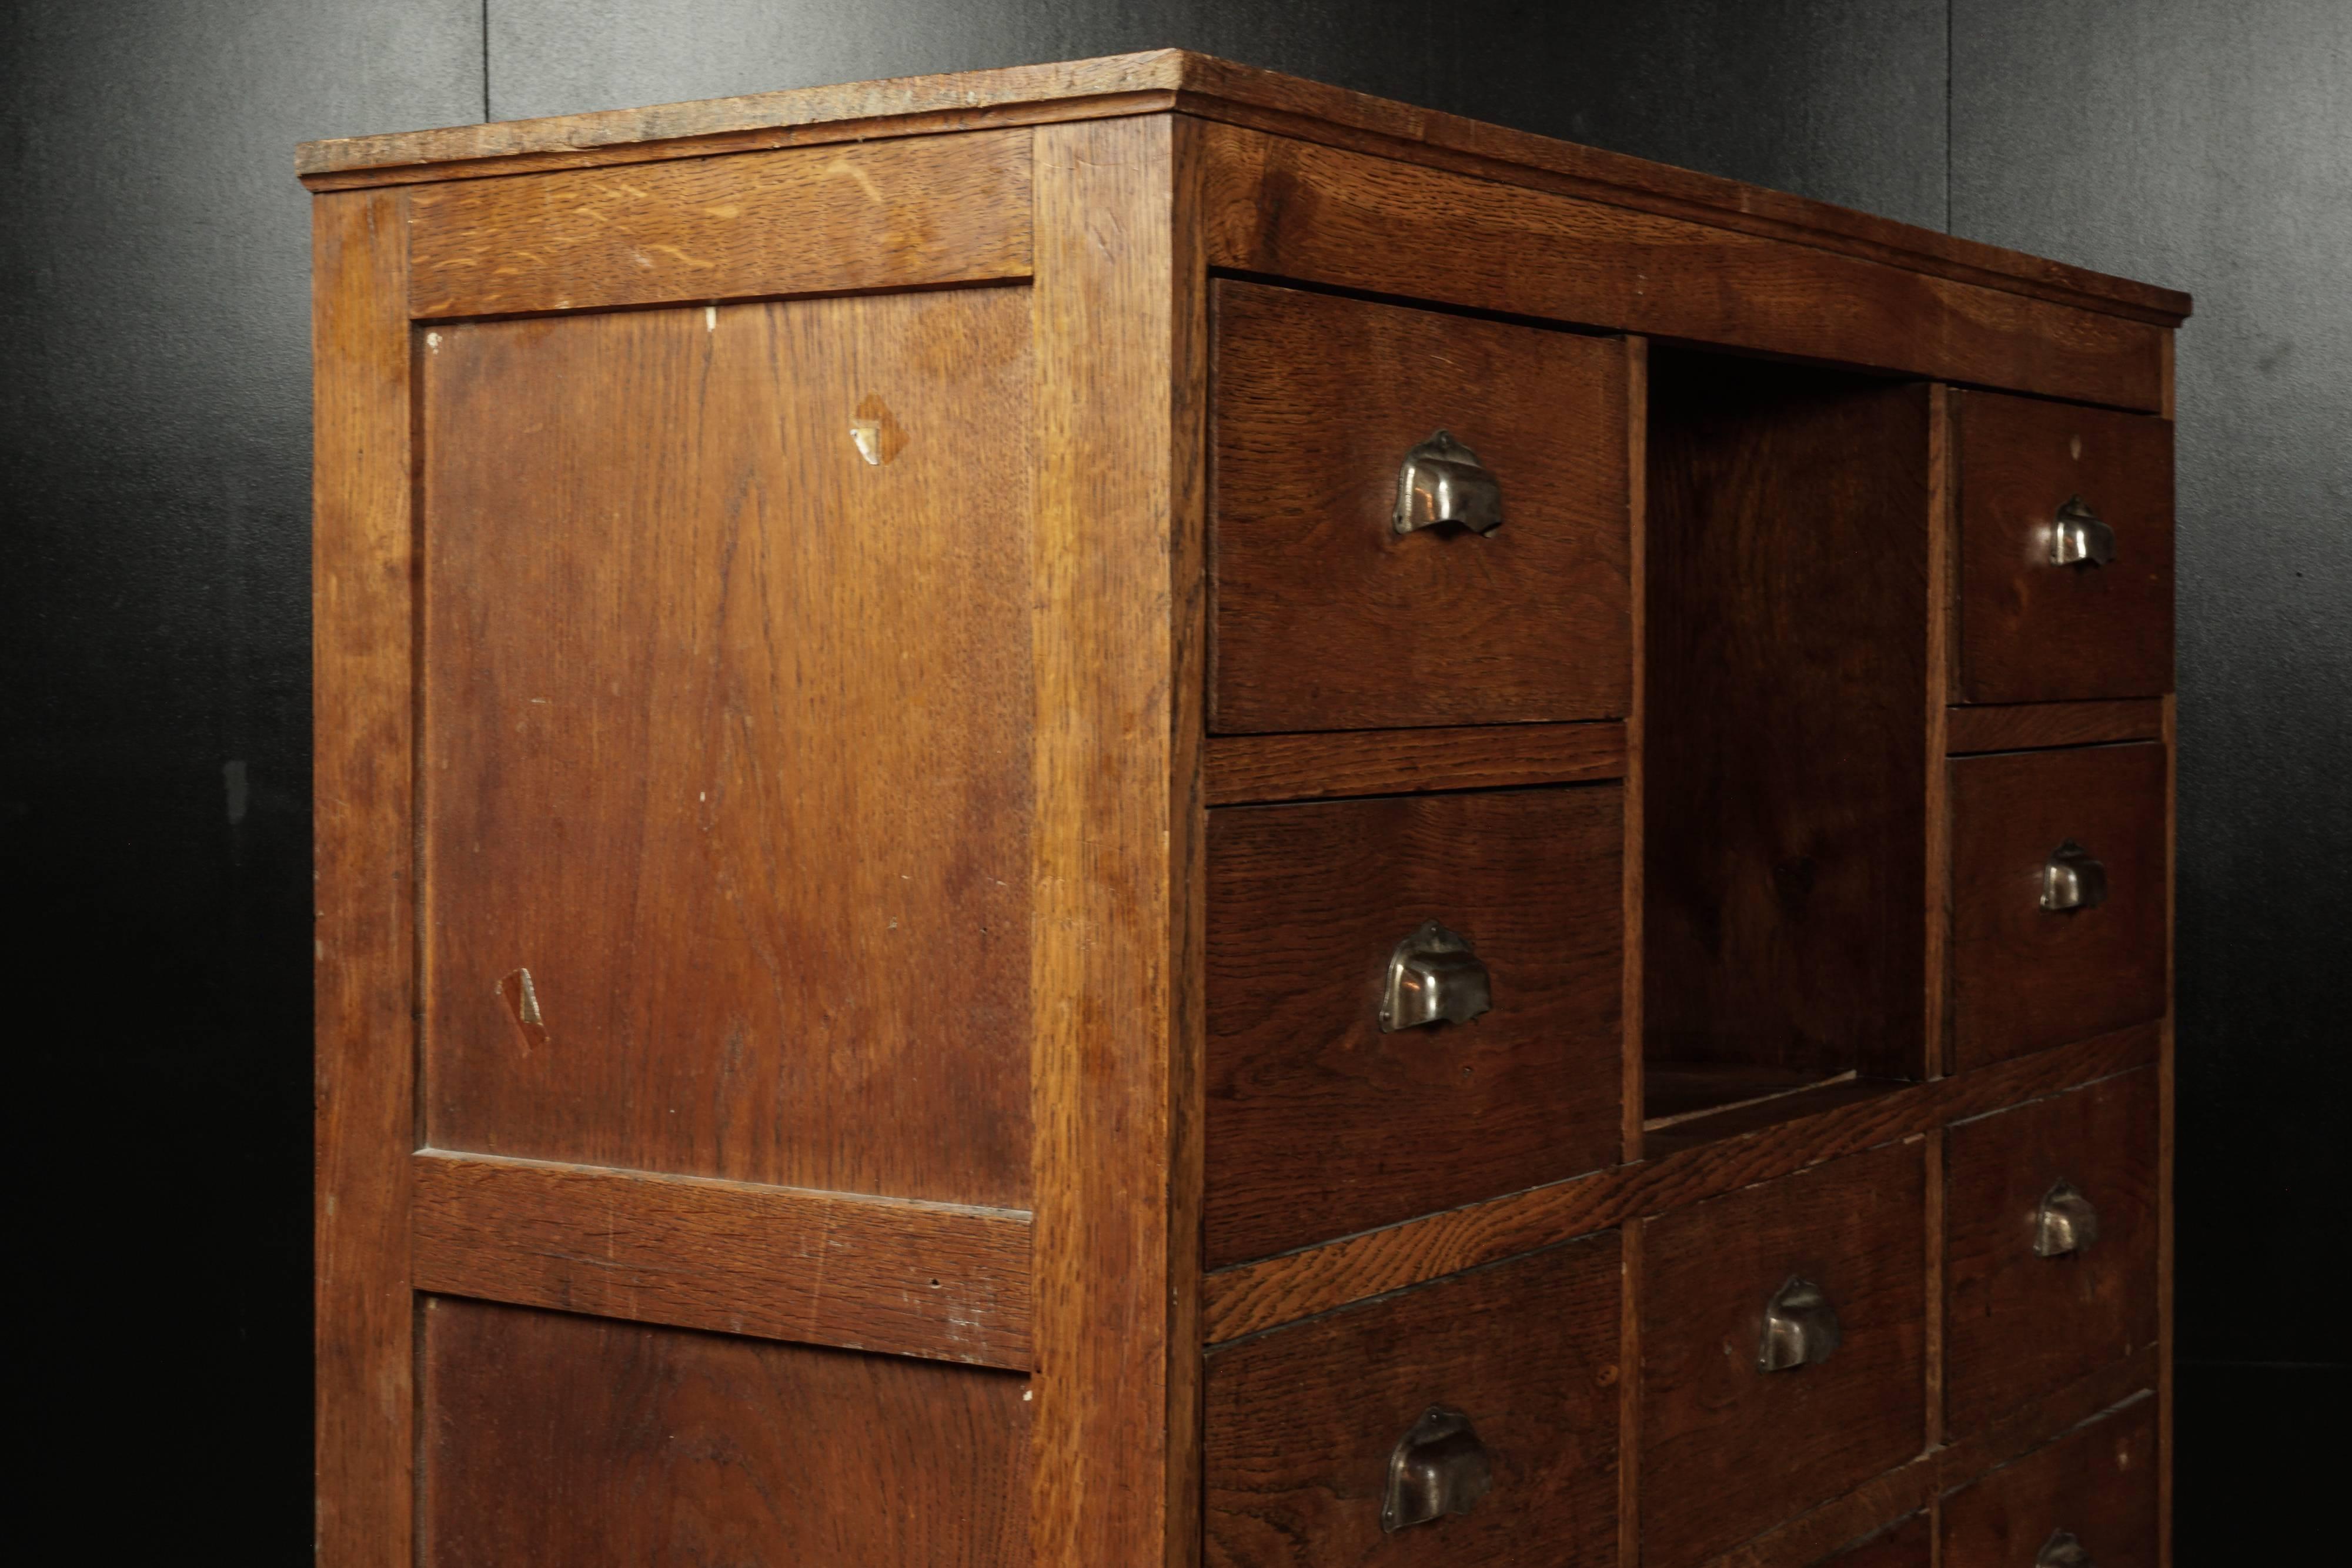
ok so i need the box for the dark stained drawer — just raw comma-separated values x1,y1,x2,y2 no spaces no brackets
1639,1140,1928,1568
1816,1513,1931,1567
1948,743,2168,1071
1952,390,2174,704
1941,1398,2159,1567
1945,1068,2160,1437
1211,279,1632,733
1205,1232,1622,1568
1205,786,1623,1268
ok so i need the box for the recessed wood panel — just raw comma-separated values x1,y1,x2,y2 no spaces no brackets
1205,786,1623,1268
1948,744,2168,1070
1205,1233,1622,1568
420,1297,1030,1567
1945,1069,2159,1436
1940,1398,2158,1568
1644,359,1930,1084
420,288,1033,1207
408,131,1033,317
1953,392,2174,704
1640,1140,1928,1568
1210,280,1632,733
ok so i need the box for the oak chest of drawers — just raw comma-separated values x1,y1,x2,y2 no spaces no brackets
306,50,2184,1568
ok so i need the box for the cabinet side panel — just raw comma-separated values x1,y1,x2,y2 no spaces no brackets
420,1298,1031,1567
419,288,1035,1208
1028,113,1205,1568
313,185,418,1568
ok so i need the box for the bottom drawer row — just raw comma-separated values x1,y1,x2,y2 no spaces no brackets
1825,1402,2159,1566
1206,1076,2157,1566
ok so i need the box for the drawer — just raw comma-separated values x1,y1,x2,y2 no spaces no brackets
1945,1068,2160,1436
1640,1140,1927,1568
1953,390,2174,704
1948,744,2168,1071
1205,1231,1622,1568
1205,786,1623,1268
1818,1513,1930,1567
1211,279,1632,733
1941,1398,2158,1567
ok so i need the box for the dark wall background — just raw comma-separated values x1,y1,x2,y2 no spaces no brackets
5,2,2343,1557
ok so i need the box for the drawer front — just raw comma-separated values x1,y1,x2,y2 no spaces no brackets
1819,1513,1931,1567
1211,279,1632,733
1948,743,2168,1071
1941,1398,2158,1567
1641,1141,1928,1568
1206,787,1623,1268
1954,390,2174,704
1205,1232,1622,1568
1945,1068,2160,1436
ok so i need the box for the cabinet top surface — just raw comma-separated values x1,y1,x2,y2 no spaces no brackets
296,48,2187,325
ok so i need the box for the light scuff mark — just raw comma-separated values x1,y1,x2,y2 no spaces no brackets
500,967,549,1053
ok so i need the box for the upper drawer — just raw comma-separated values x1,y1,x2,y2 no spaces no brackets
1205,785,1623,1269
1205,1230,1622,1568
1940,1398,2158,1567
1953,390,2174,704
1945,1067,2160,1437
1211,280,1632,733
1948,743,2169,1071
1640,1140,1928,1568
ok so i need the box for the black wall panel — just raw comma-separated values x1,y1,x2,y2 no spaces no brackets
5,1,2341,1556
1,3,480,1556
485,0,1948,223
1952,4,2351,1554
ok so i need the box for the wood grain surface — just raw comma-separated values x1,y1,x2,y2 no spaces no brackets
1198,123,2168,413
1204,720,1626,805
1202,1022,2157,1345
1944,1068,2159,1437
417,287,1035,1209
312,185,416,1568
1699,1353,2153,1568
1945,699,2166,754
1210,279,1632,732
296,52,2193,335
1204,1232,1623,1568
1645,359,1929,1084
1815,1513,1931,1567
1948,744,2169,1069
1641,1141,1929,1568
409,131,1033,317
410,1150,1034,1368
1940,1398,2159,1568
420,1297,1031,1566
1025,113,1208,1568
1953,392,2174,704
1206,785,1624,1267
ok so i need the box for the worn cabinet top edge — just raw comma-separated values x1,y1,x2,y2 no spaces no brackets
298,49,2188,329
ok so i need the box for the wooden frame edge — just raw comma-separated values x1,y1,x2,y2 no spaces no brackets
312,184,417,1568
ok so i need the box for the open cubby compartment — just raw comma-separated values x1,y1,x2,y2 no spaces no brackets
1641,350,1935,1149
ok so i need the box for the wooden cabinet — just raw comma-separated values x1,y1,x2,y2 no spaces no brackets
308,49,2183,1568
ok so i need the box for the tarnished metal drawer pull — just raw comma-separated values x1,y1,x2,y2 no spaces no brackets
1759,1276,1842,1372
2033,1181,2102,1258
2040,841,2109,912
2049,495,2117,568
1393,430,1504,536
1382,1406,1493,1533
2037,1528,2093,1567
1379,920,1493,1032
